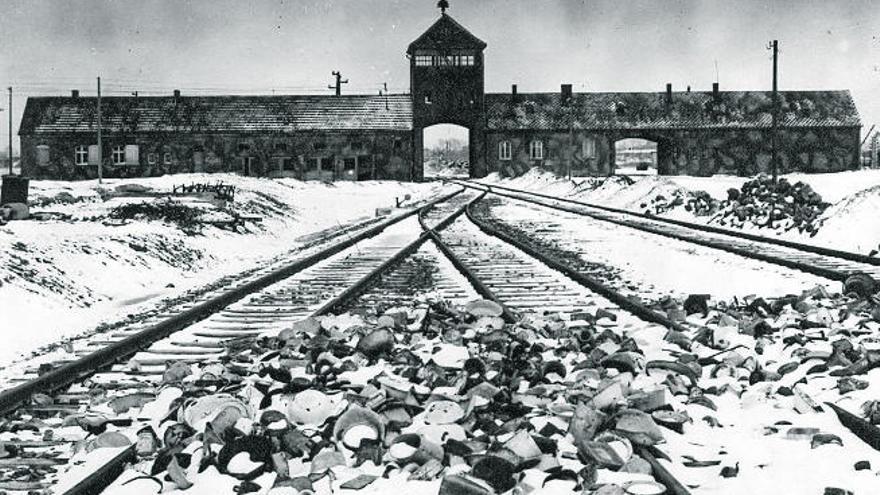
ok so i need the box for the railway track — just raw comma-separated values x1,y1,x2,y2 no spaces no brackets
458,180,880,284
0,189,468,493
2,187,720,495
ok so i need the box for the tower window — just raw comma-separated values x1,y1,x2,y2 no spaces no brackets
498,141,512,161
529,140,544,160
413,51,475,67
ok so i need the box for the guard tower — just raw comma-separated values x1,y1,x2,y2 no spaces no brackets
408,1,488,179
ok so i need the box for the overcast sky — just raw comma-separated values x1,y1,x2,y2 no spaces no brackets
1,0,878,153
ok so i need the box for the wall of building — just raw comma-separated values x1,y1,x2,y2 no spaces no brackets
652,127,861,176
485,130,614,178
20,130,414,181
484,126,860,178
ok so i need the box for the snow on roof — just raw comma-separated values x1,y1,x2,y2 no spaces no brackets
19,94,414,135
486,90,861,131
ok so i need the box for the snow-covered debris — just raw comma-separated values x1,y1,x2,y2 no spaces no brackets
707,175,829,234
27,280,880,495
0,174,444,365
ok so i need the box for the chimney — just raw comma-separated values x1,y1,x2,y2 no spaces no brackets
665,83,672,106
561,84,573,101
712,82,720,100
511,84,518,103
173,89,181,98
71,89,79,98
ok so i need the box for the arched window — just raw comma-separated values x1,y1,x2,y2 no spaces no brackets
74,145,88,165
529,140,544,160
498,140,512,161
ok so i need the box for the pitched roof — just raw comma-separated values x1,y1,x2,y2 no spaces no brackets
407,13,487,54
19,94,413,135
485,90,860,131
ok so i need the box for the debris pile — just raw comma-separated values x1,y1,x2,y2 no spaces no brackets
641,190,718,216
710,175,830,233
640,175,830,234
7,274,880,494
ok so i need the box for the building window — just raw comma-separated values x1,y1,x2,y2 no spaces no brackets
583,138,597,158
125,144,139,165
238,143,250,152
415,51,475,67
424,92,432,105
498,141,512,161
350,141,363,150
314,142,326,151
275,142,287,152
393,138,403,150
148,153,158,165
343,157,356,172
111,145,126,165
306,158,320,172
281,157,295,171
74,145,88,165
36,145,50,167
529,140,544,160
164,152,173,165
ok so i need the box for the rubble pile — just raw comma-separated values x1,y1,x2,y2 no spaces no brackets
641,190,718,217
640,175,831,235
710,175,830,233
4,278,880,494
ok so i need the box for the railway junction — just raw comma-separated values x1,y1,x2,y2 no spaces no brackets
2,2,880,495
1,177,880,495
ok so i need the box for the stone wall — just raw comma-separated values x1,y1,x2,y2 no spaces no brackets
20,130,414,181
484,126,860,178
485,130,614,178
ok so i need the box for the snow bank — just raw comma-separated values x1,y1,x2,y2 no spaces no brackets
811,185,880,254
0,174,444,365
485,168,880,255
486,169,692,211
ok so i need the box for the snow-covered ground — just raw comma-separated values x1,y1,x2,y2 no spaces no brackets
0,174,446,365
483,198,835,302
482,168,880,255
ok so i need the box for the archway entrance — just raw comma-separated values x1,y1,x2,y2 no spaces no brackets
423,124,470,179
614,138,658,175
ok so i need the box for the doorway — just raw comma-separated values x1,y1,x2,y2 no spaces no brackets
423,124,469,179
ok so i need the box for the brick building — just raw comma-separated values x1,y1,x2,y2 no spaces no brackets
18,7,861,181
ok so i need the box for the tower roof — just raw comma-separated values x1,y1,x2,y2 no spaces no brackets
407,13,486,54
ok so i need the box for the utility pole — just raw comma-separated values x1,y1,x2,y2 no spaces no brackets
768,40,778,182
96,77,102,183
7,87,12,175
327,71,348,96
